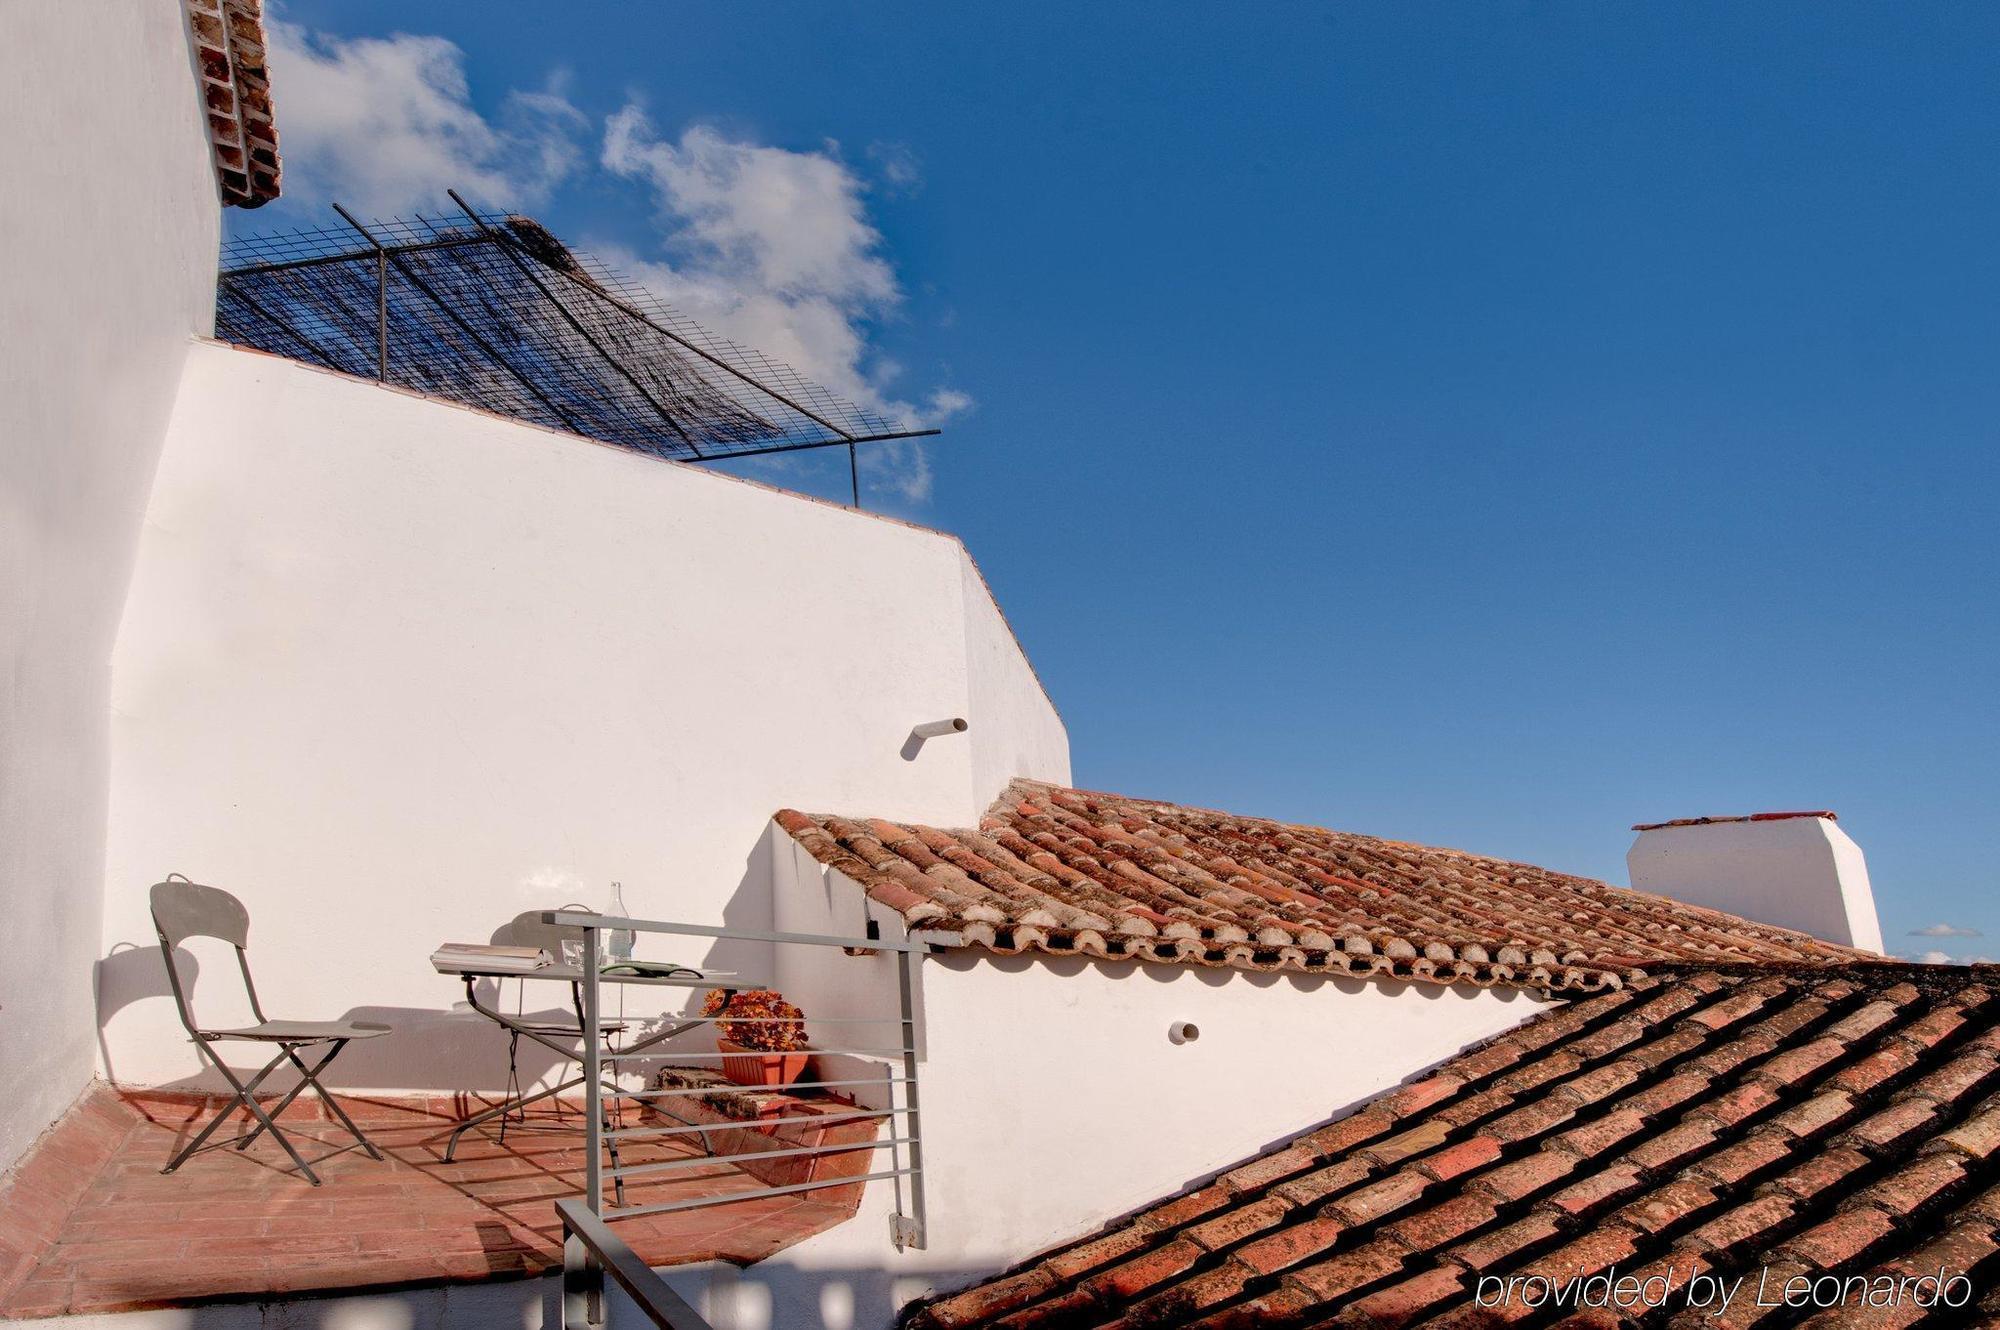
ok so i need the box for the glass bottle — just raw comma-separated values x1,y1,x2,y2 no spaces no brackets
606,881,635,962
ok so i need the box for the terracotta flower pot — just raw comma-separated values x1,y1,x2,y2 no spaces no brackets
717,1038,810,1088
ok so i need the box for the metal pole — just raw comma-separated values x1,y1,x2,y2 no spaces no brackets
539,253,861,445
583,925,603,1214
375,248,388,381
445,190,704,458
332,203,389,382
669,427,938,464
331,202,589,434
849,441,860,509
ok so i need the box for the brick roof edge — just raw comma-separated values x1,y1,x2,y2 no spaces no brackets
183,0,281,207
1631,810,1839,831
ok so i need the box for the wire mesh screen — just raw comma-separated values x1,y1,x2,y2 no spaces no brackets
217,207,925,462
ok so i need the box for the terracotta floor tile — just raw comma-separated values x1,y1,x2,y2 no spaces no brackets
0,1089,861,1318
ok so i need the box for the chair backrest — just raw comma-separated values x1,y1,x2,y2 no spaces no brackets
151,878,250,948
500,908,586,956
150,876,260,1034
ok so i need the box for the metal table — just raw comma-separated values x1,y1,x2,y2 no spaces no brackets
434,958,757,1183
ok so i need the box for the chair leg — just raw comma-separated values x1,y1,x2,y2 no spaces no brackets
164,1044,321,1184
235,1074,325,1184
234,1043,382,1162
234,1047,321,1150
285,1043,383,1161
501,1030,523,1144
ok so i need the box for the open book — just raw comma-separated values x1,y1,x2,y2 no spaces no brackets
430,942,551,974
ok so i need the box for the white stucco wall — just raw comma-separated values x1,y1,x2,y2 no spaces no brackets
0,3,220,1173
99,344,1068,1092
754,836,1541,1330
1627,817,1884,953
959,558,1068,817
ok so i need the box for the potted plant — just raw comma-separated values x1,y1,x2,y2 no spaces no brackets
702,988,810,1088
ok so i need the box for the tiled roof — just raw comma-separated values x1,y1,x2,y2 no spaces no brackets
774,782,1861,994
182,0,280,207
907,965,2000,1329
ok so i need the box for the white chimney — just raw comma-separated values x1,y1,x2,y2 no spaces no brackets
1626,812,1884,954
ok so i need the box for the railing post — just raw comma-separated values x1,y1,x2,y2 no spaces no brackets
563,1223,602,1329
559,1197,710,1328
893,945,927,1250
583,923,603,1214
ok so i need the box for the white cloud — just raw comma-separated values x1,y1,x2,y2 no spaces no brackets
867,141,923,195
1909,923,1983,938
266,23,585,215
1915,950,1955,964
601,107,968,503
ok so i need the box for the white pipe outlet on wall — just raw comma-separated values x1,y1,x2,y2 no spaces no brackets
902,716,970,760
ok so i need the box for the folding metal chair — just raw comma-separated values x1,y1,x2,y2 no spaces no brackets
150,875,391,1185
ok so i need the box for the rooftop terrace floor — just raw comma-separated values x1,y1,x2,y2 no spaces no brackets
0,1086,860,1319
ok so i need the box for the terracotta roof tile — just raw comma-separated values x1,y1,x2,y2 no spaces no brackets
1077,1237,1204,1302
1762,1145,1872,1202
905,967,2000,1330
1232,1213,1354,1278
1287,1241,1413,1301
1446,1208,1568,1275
1840,1097,1947,1156
1542,1160,1648,1217
1471,1149,1579,1205
1779,1205,1900,1271
1328,1268,1476,1328
1693,1130,1800,1188
1619,1175,1718,1234
1381,1194,1500,1252
1186,1196,1297,1253
782,782,1863,992
1272,1159,1377,1211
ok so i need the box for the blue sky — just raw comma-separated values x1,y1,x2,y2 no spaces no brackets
245,3,2000,955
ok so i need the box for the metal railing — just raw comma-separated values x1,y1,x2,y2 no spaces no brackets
549,911,926,1325
559,1198,713,1330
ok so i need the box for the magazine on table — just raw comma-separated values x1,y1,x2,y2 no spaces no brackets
429,942,550,973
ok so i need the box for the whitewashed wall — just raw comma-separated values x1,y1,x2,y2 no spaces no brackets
958,557,1069,813
757,837,1542,1330
1627,817,1885,953
0,2,220,1173
99,344,1069,1092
